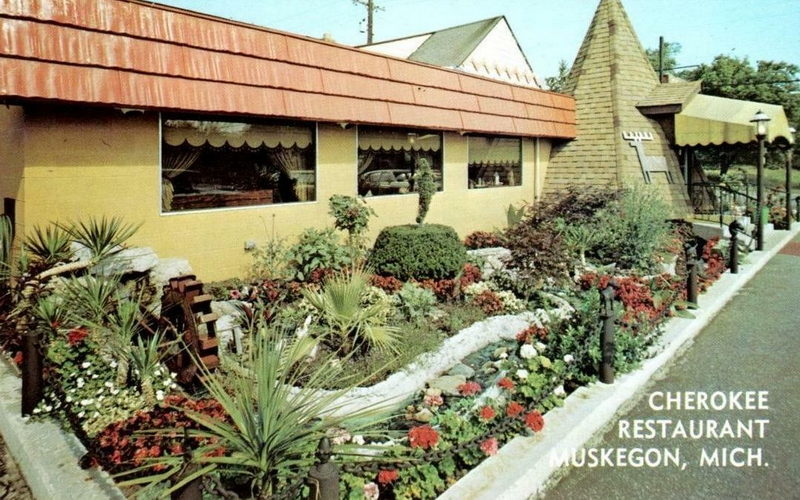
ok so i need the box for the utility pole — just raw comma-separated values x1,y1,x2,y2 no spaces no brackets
353,0,382,44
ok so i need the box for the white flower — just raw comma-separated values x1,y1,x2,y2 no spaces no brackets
156,390,165,401
351,435,365,445
110,389,120,395
163,379,172,387
44,405,53,412
32,408,41,414
170,383,177,389
520,344,537,359
76,378,85,388
104,381,114,388
563,354,575,364
93,411,100,418
516,369,530,380
69,387,76,393
77,411,85,418
109,360,118,368
81,361,91,368
170,372,177,379
65,396,73,403
91,374,98,379
96,388,104,394
363,482,379,500
554,385,566,397
534,341,547,353
98,395,105,402
80,399,94,406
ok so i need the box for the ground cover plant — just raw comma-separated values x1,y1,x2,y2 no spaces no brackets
0,186,735,499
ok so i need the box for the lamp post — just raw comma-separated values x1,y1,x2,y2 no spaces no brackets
786,127,796,230
751,110,771,251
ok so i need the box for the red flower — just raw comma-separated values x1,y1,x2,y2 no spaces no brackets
408,425,439,450
480,437,499,456
524,410,545,432
506,401,524,418
67,327,89,346
377,468,399,485
479,405,496,421
497,377,515,391
457,381,481,396
13,352,23,365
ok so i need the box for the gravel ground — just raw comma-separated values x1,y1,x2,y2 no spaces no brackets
0,434,31,500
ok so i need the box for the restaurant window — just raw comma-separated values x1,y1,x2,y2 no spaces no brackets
357,127,443,197
161,115,315,212
467,135,522,189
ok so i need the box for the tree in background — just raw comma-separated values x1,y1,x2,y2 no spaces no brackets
646,41,682,79
545,60,572,93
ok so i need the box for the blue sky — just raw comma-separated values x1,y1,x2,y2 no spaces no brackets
152,0,799,80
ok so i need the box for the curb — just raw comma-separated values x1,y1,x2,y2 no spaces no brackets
439,225,800,500
0,358,125,499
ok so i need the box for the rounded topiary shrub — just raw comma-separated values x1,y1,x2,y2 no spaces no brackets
369,224,467,281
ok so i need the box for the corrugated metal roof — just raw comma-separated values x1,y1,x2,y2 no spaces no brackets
0,0,575,139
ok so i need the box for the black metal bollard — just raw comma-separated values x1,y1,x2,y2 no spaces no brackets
685,242,699,306
728,220,742,274
21,330,44,416
599,282,616,384
308,437,339,500
795,196,800,222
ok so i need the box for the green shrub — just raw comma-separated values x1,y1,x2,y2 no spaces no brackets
589,186,672,272
393,283,438,324
286,228,351,281
369,224,466,281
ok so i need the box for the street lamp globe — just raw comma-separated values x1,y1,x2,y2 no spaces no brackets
750,110,771,139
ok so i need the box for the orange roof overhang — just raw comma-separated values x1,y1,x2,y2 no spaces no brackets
0,0,575,139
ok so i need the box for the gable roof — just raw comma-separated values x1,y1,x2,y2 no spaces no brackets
0,0,574,139
544,0,690,213
407,17,503,68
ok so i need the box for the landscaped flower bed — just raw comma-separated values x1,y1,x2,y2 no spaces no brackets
0,186,731,499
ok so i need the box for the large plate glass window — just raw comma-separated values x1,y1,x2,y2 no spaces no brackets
468,135,522,189
357,127,443,197
161,115,315,212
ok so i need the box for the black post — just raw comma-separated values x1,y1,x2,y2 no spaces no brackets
21,331,44,416
795,196,800,222
729,220,742,274
308,437,339,500
787,148,793,230
171,428,203,500
685,242,699,306
599,283,616,384
756,137,766,250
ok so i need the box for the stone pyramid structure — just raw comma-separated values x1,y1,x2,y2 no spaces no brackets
545,0,691,214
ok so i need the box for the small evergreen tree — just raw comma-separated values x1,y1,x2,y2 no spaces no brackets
415,158,436,224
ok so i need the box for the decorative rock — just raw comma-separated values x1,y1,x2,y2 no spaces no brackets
413,408,434,423
467,247,512,278
211,300,246,317
93,247,159,276
216,314,244,353
447,363,475,379
427,375,466,396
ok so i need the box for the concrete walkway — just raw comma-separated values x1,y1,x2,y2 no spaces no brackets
542,234,800,499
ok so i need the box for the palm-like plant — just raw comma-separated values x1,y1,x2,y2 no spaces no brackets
105,297,143,386
303,268,400,354
129,330,172,406
121,322,397,498
23,224,73,268
61,216,141,260
60,275,121,328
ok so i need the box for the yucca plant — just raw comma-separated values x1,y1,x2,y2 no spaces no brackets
129,330,172,406
61,216,140,261
105,297,143,386
23,223,73,268
120,321,399,498
31,294,68,335
60,275,121,328
303,268,400,354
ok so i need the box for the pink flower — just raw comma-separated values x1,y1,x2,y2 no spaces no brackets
525,410,545,432
408,425,439,449
423,394,444,407
497,377,515,390
457,381,481,396
480,437,499,456
506,401,524,418
377,468,399,485
479,405,496,421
